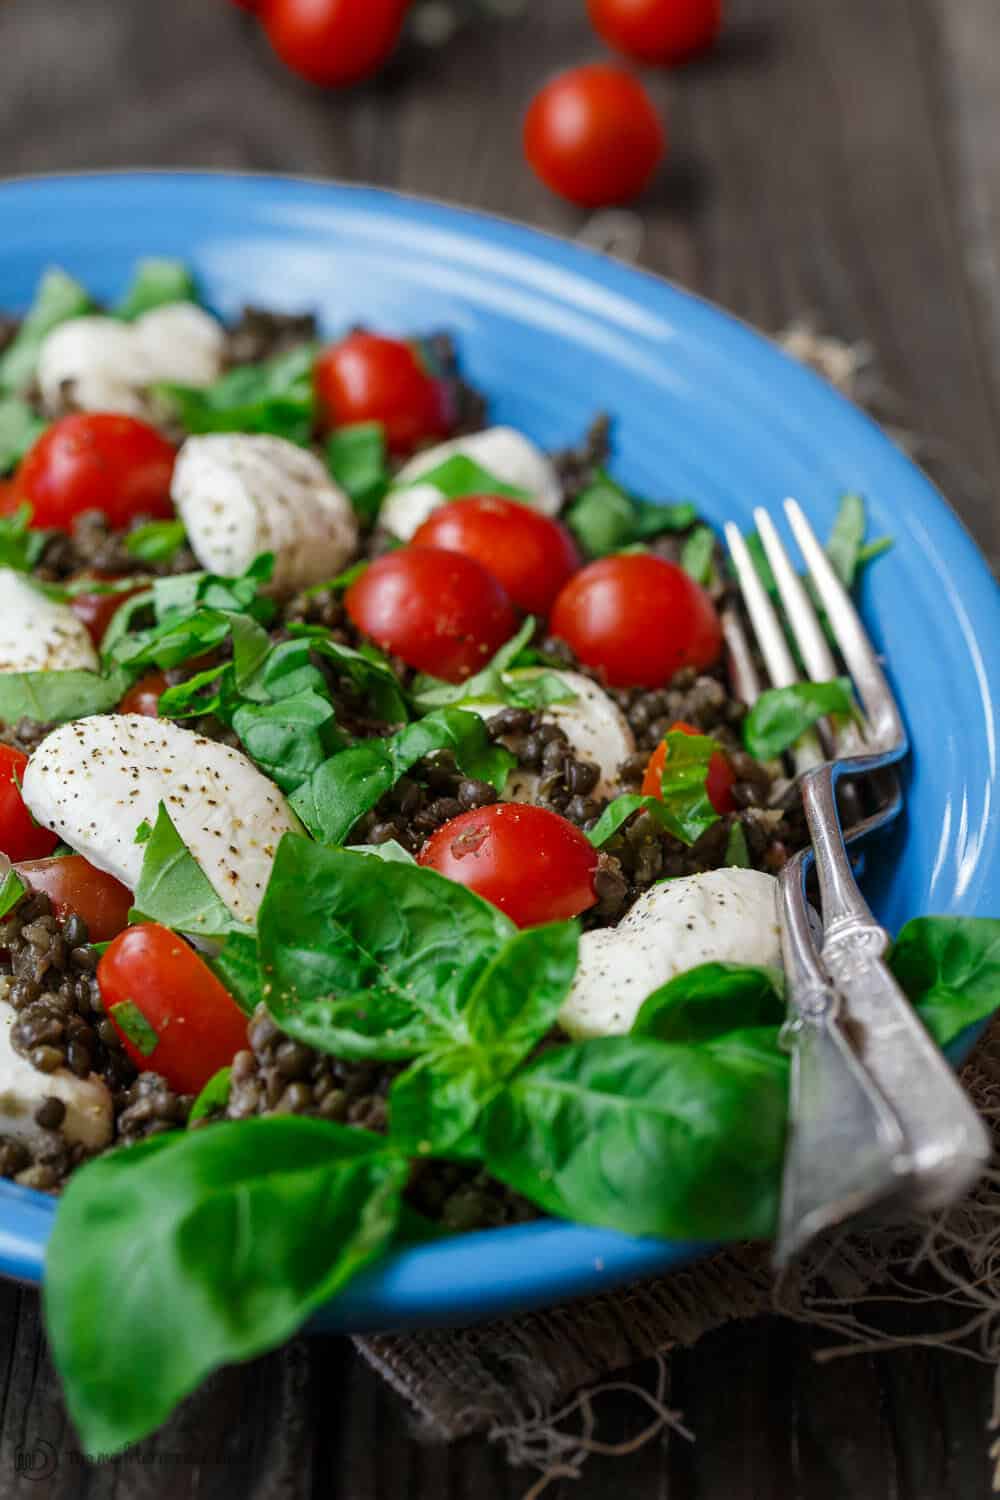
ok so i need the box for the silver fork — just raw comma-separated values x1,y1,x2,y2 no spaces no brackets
725,499,990,1261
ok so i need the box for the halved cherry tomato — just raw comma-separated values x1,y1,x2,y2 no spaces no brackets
99,923,248,1094
119,670,170,717
0,746,59,861
550,552,722,688
588,0,722,64
412,496,581,616
642,719,736,813
314,333,451,455
261,0,409,87
345,546,518,682
68,574,148,648
418,803,598,928
524,64,665,207
0,479,18,515
14,414,176,532
15,855,133,943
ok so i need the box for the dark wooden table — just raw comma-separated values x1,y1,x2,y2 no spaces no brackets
1,0,999,1494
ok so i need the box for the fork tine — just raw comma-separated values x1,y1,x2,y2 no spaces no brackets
784,499,906,749
721,606,762,705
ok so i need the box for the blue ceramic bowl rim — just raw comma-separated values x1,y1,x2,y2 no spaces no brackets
0,170,997,1332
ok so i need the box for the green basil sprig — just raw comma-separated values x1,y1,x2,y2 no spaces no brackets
0,268,93,395
742,677,855,760
115,259,197,321
326,422,390,521
154,344,318,446
566,468,697,559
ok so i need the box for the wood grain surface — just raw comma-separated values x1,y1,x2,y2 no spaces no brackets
0,0,998,1494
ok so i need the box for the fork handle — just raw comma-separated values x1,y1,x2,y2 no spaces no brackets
802,767,990,1211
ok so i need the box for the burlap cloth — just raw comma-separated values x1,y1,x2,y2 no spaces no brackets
353,322,1000,1491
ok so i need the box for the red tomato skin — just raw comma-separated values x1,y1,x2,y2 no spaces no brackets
550,553,722,688
69,575,148,648
523,64,665,208
641,720,736,813
261,0,409,87
417,803,598,928
14,414,175,532
412,496,581,616
314,333,450,455
0,747,59,861
15,855,133,943
119,671,170,717
99,924,248,1094
345,546,519,683
588,0,722,64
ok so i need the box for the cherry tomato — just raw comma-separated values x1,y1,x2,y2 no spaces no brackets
418,803,598,928
524,64,665,208
68,575,148,648
0,480,18,515
99,923,248,1094
14,414,176,532
588,0,722,64
0,747,59,861
315,333,451,455
119,671,170,717
550,553,721,688
412,496,581,617
261,0,409,87
15,855,133,943
642,719,736,813
345,546,518,682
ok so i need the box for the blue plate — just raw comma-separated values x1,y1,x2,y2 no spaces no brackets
0,172,998,1331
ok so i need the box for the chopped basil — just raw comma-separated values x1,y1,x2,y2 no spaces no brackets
631,962,784,1043
0,503,52,570
0,398,46,475
299,631,409,725
0,664,132,727
889,917,1000,1049
743,677,855,760
587,732,721,849
133,820,153,845
115,259,197,321
123,519,188,565
0,268,93,395
154,344,318,446
208,930,265,1017
410,619,573,714
723,821,750,868
566,468,697,559
232,689,346,795
0,866,26,921
352,839,416,864
187,1066,232,1125
680,524,717,585
130,803,245,941
108,1000,159,1057
391,453,530,505
586,793,660,848
825,492,866,586
326,422,390,521
301,559,369,597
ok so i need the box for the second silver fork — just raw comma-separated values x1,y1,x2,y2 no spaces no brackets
726,500,990,1262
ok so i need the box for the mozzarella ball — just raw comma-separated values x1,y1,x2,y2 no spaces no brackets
380,427,563,539
0,571,99,675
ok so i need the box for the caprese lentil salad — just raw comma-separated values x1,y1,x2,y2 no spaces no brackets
0,261,995,1454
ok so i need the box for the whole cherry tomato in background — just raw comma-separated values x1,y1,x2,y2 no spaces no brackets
642,720,736,813
14,414,175,532
261,0,410,88
524,63,665,207
100,923,249,1094
119,671,170,717
588,0,722,64
412,496,581,616
315,333,452,455
15,855,134,943
550,552,722,687
68,575,149,649
0,746,59,862
418,803,599,927
345,546,518,682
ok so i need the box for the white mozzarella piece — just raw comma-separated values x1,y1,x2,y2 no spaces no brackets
21,715,303,926
36,304,225,420
0,570,99,675
0,997,112,1152
560,868,781,1040
466,670,634,801
171,434,359,597
380,427,563,539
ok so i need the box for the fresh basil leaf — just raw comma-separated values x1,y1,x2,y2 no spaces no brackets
326,422,389,521
483,1033,787,1241
465,921,579,1055
156,663,230,721
631,962,785,1043
587,793,666,847
825,493,866,587
743,677,855,760
392,454,530,505
115,259,197,321
0,664,131,727
500,670,577,710
123,518,188,565
130,803,244,941
0,398,46,475
680,524,717,585
0,503,52,570
655,730,721,845
723,822,750,868
44,1118,409,1455
890,916,1000,1049
388,1046,497,1157
352,839,416,864
857,536,893,567
187,1067,232,1125
291,708,514,846
566,469,697,559
409,619,542,711
632,498,700,538
0,268,94,394
154,345,318,445
0,867,27,921
232,689,346,795
301,631,409,725
301,560,369,598
134,820,153,845
109,1000,159,1057
258,838,515,1060
111,606,233,673
208,930,264,1017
